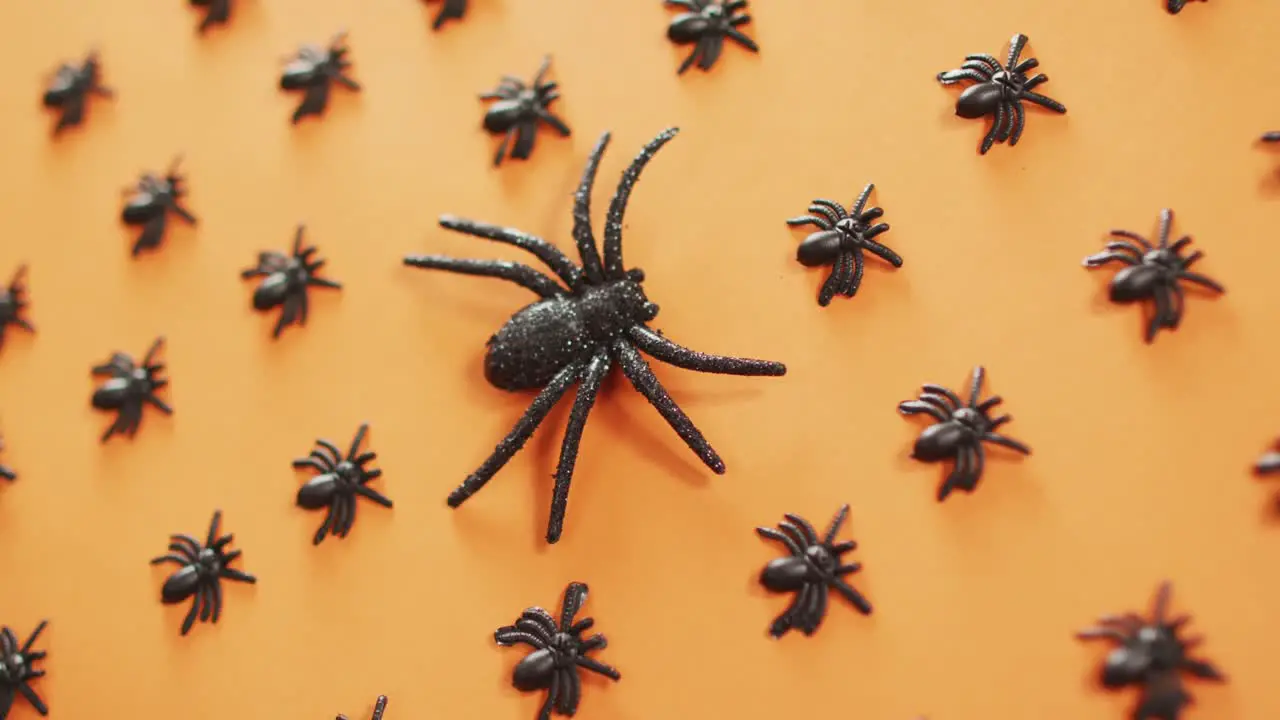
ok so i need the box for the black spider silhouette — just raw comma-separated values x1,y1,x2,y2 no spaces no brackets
786,183,903,306
280,32,360,124
337,695,388,720
756,504,872,638
495,582,620,720
191,0,233,32
0,620,48,719
241,225,342,338
1083,209,1224,343
1077,582,1225,720
404,128,786,544
42,51,112,135
425,0,467,29
90,336,173,442
936,33,1066,154
150,510,257,635
121,156,198,257
480,56,571,167
665,0,758,74
0,266,34,353
293,423,392,545
898,365,1030,501
0,437,14,483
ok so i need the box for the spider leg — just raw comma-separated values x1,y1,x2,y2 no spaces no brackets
1168,282,1185,329
494,628,547,649
1258,451,1280,474
197,584,215,623
821,504,851,545
755,525,804,556
0,688,15,719
677,41,702,75
777,514,818,546
1181,656,1225,681
995,102,1015,142
150,553,190,567
220,567,256,584
510,120,538,161
963,53,1002,71
831,577,874,614
1022,91,1066,114
332,72,361,92
273,295,299,338
807,204,842,226
313,505,335,544
210,577,223,623
1008,100,1026,145
570,618,596,636
627,325,784,378
305,275,341,290
863,238,904,267
800,581,828,635
180,593,201,635
535,108,572,137
819,252,849,306
980,102,1007,155
354,451,377,466
570,133,611,284
353,485,393,508
1147,287,1171,343
967,443,986,492
557,667,581,715
145,393,173,414
696,35,724,70
811,199,848,220
547,351,610,543
344,423,369,459
1012,57,1039,75
1176,270,1225,293
537,673,558,720
665,0,699,8
937,447,970,500
515,618,553,641
987,414,1012,431
937,68,988,85
1109,228,1154,250
16,685,47,716
602,128,680,279
315,438,343,463
1082,251,1139,268
898,400,948,423
141,336,165,367
966,366,986,407
1150,581,1172,621
446,362,583,508
20,621,47,652
1169,237,1193,255
169,201,198,225
786,214,833,231
981,432,1031,454
1006,33,1029,68
1022,74,1048,91
576,655,622,680
338,494,357,537
1155,208,1176,248
843,249,864,297
1135,671,1192,720
531,55,553,87
522,606,559,633
306,450,337,470
492,127,515,166
724,27,759,53
402,256,568,299
769,585,808,637
1102,241,1146,258
172,533,203,556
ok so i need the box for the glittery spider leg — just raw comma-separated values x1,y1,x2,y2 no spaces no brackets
546,349,611,543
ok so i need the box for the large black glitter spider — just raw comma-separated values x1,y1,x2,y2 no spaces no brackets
898,365,1030,501
936,33,1066,154
241,225,342,338
480,56,571,167
0,266,34,353
280,32,360,124
665,0,758,75
1077,582,1224,720
338,696,388,720
150,509,257,636
293,423,392,545
495,582,620,720
0,620,47,719
786,183,903,306
1083,209,1224,344
0,437,14,483
42,51,112,135
425,0,467,29
190,0,233,33
755,504,872,638
121,156,198,257
90,336,172,442
404,128,786,544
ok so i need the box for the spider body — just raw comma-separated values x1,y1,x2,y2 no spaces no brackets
1078,582,1224,720
90,336,172,442
121,156,198,257
150,510,256,635
786,183,902,306
937,34,1066,154
665,0,758,74
337,695,388,720
495,582,620,720
899,366,1030,501
42,51,112,135
0,620,48,719
293,423,392,545
404,128,786,543
1083,209,1224,343
756,504,871,638
190,0,232,32
241,225,342,338
480,56,571,167
280,32,360,124
425,0,467,29
0,266,34,353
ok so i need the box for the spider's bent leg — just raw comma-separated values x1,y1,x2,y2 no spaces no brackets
537,674,559,720
1101,241,1146,258
556,667,581,715
179,593,202,635
571,618,597,637
1008,100,1027,146
937,68,987,85
333,73,361,92
145,392,173,415
1006,33,1029,69
576,655,622,680
980,103,1007,155
209,577,224,623
198,584,216,623
272,295,300,338
937,448,970,501
354,485,393,508
995,102,1015,143
1176,270,1225,294
344,424,369,459
921,384,962,410
446,362,583,508
571,133,611,284
664,0,699,8
628,325,785,376
799,581,828,635
220,568,256,584
1022,91,1066,114
862,239,903,268
1169,237,1193,255
982,432,1031,455
150,553,191,568
306,275,341,290
1022,74,1048,92
677,41,702,75
435,217,582,290
786,215,833,232
494,628,548,649
1181,656,1225,681
968,444,986,491
755,525,804,556
1167,283,1186,329
511,120,538,161
857,208,884,227
403,256,568,299
726,0,749,13
522,607,559,635
1109,228,1154,250
492,127,515,166
536,108,572,137
602,128,680,279
807,203,842,227
170,202,198,225
965,366,987,407
897,400,948,423
831,577,873,614
1012,57,1039,75
699,35,724,70
1082,251,1139,268
132,214,169,256
338,494,358,537
313,505,336,544
725,27,759,53
15,686,47,716
768,585,808,638
822,504,851,545
819,252,850,306
1147,288,1172,343
811,199,848,221
781,514,820,545
547,352,611,543
843,249,865,297
964,53,1002,71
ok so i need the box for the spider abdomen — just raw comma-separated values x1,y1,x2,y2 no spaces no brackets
955,83,1004,119
1109,265,1163,303
122,198,164,224
483,100,530,132
1101,646,1149,687
511,648,557,691
280,63,319,89
297,474,341,509
91,378,133,409
911,421,974,461
485,298,590,392
667,14,710,43
759,556,811,592
252,273,294,310
796,230,843,267
160,565,202,603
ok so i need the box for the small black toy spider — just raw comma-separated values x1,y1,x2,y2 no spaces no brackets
280,32,360,124
121,156,198,257
0,266,34,353
0,437,14,483
495,582,620,720
404,128,786,544
241,225,342,338
1083,209,1224,343
293,423,392,545
755,504,872,638
90,336,172,442
425,0,467,29
337,696,388,720
0,620,48,719
785,183,903,306
936,33,1066,154
1077,582,1224,720
191,0,233,33
480,56,571,167
898,365,1030,501
665,0,758,75
42,51,112,135
1254,439,1280,475
150,509,256,635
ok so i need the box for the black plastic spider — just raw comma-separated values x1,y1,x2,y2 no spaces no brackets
898,365,1030,501
0,266,34,353
42,51,112,135
121,156,198,257
404,128,786,544
786,183,903,306
150,509,257,635
495,582,620,720
1077,582,1224,720
1083,209,1224,344
0,437,14,483
241,225,342,338
293,423,392,545
338,696,388,720
480,56,571,167
425,0,467,29
191,0,233,33
756,504,871,638
665,0,758,74
90,336,172,442
936,33,1066,154
280,32,360,124
0,620,47,719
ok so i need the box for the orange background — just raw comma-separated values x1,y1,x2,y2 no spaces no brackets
1,1,1279,719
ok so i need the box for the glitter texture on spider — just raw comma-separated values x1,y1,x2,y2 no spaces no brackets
0,620,48,719
241,225,342,338
936,33,1066,154
42,51,113,135
190,0,233,33
293,423,392,545
1082,208,1224,344
756,504,872,638
121,155,198,257
480,56,571,167
425,0,467,30
280,31,360,124
665,0,758,74
404,128,787,544
0,266,34,354
898,365,1030,501
150,510,257,636
1077,582,1225,720
495,582,620,720
785,183,903,306
90,336,173,442
337,695,388,720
